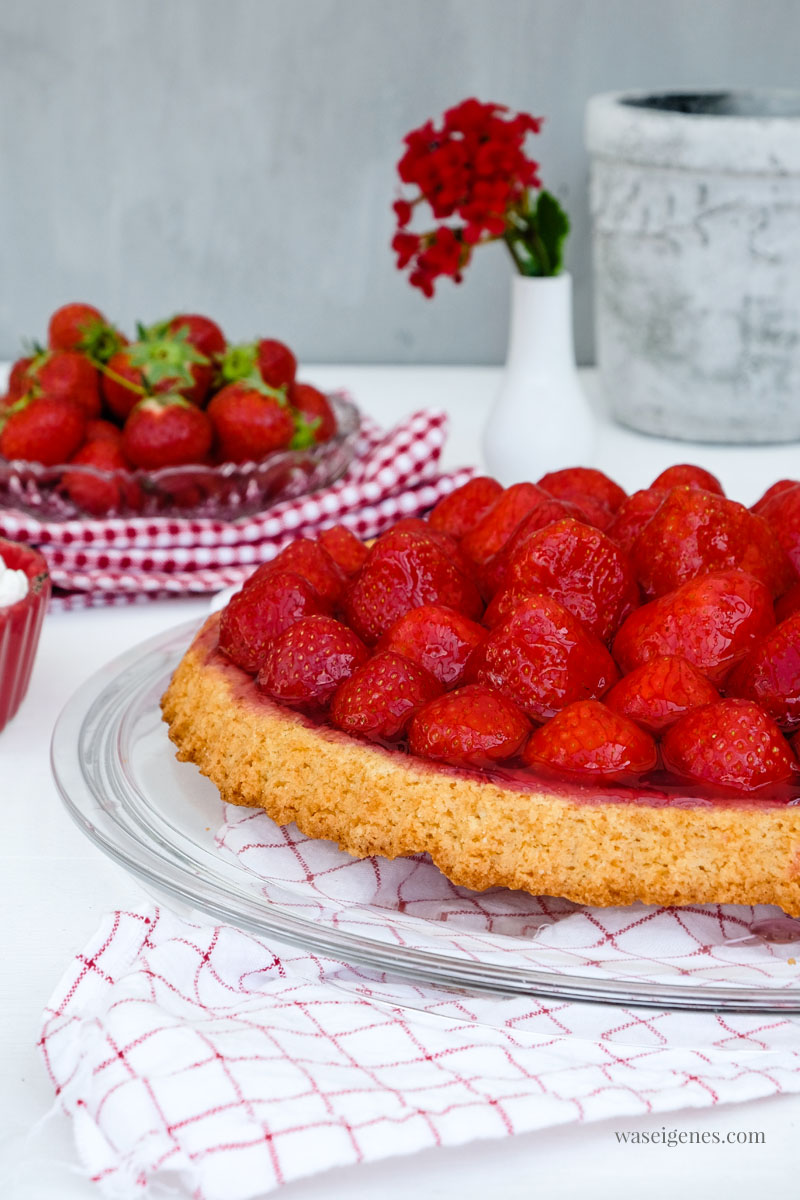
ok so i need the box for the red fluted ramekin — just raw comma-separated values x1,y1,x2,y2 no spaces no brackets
0,537,50,733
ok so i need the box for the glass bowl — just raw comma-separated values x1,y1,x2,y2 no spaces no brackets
0,393,360,522
0,537,50,731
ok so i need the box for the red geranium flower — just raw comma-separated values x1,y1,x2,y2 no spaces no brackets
392,97,569,297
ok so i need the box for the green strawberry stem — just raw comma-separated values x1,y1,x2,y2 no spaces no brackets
98,361,147,397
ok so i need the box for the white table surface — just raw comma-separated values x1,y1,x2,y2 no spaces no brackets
3,365,798,1200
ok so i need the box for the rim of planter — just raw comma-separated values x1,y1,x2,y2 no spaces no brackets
585,89,800,175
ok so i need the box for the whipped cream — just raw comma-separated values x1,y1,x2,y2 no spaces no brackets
0,559,28,607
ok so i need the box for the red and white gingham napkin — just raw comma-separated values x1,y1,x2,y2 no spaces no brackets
0,410,474,609
40,805,800,1199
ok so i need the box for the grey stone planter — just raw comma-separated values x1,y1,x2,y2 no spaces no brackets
586,90,800,443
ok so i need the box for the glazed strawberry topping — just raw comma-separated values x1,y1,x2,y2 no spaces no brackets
212,461,800,801
428,476,503,539
604,655,720,734
409,684,530,768
633,487,793,599
661,699,797,793
256,615,368,711
467,594,619,722
613,570,775,685
506,517,640,642
220,571,328,673
331,651,441,739
523,699,658,784
245,538,345,608
650,464,724,494
376,604,485,687
726,613,800,732
342,528,482,644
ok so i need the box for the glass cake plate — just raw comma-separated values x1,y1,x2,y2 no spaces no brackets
52,620,800,1013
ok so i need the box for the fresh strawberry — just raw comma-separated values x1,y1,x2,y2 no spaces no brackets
650,464,724,494
467,594,619,722
751,479,797,517
163,313,226,359
289,382,336,445
256,614,368,710
219,338,296,392
537,467,627,514
318,525,368,576
219,571,328,673
478,494,579,596
409,684,530,768
460,482,548,567
342,528,482,644
245,538,345,607
330,650,441,739
522,699,657,783
633,486,794,598
605,489,666,554
776,582,800,623
376,604,485,687
604,656,719,734
258,339,297,390
207,381,294,463
47,302,126,362
122,395,213,469
84,418,123,445
756,482,800,576
25,349,101,418
61,439,140,516
662,699,796,793
428,476,503,539
101,348,148,421
726,613,800,732
8,356,34,399
506,517,640,642
613,570,775,685
0,394,86,465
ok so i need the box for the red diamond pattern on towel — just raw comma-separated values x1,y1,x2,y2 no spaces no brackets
0,409,474,609
40,905,800,1200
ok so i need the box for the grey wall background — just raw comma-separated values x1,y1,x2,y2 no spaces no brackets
1,0,798,364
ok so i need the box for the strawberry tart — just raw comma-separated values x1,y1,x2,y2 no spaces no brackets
162,467,800,914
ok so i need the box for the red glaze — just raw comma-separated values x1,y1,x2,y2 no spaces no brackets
613,570,775,685
460,482,548,567
318,525,369,576
605,489,666,554
756,482,800,577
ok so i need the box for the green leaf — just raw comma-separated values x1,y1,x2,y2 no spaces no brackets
289,411,321,450
533,190,570,276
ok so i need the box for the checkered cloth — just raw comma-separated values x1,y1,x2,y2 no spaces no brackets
40,807,800,1199
0,410,473,609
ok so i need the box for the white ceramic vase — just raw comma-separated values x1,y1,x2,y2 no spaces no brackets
482,272,594,484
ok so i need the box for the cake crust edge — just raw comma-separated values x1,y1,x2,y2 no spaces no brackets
161,617,800,915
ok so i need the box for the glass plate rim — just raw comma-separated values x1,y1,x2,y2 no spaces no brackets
50,618,800,1014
